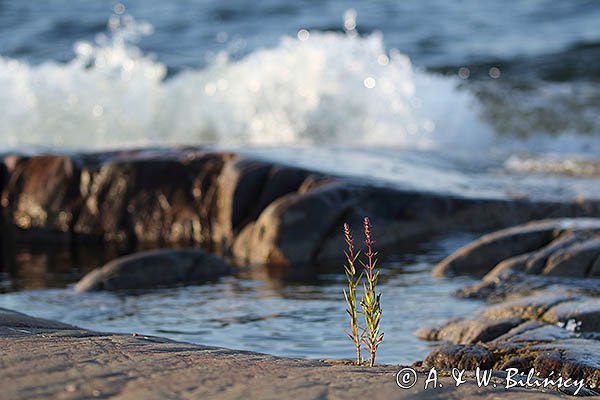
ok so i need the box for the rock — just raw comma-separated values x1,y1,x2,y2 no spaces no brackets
433,220,560,277
416,292,596,347
483,253,532,279
454,230,600,301
211,158,272,252
211,157,316,254
0,308,76,331
1,155,82,239
433,219,600,277
480,293,577,320
3,150,600,272
74,152,229,245
457,272,550,301
2,309,576,399
234,187,600,269
415,316,524,345
529,340,600,389
421,318,600,389
543,298,600,333
481,231,594,281
74,248,231,292
232,181,358,267
190,152,235,247
423,220,600,393
0,159,7,198
523,231,586,275
491,321,579,345
459,270,600,302
543,237,600,277
423,344,495,370
590,256,600,276
498,355,536,371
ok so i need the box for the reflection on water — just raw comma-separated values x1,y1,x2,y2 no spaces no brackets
0,233,482,364
0,244,84,292
0,239,127,292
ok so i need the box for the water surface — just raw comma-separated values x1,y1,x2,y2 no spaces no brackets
0,235,480,364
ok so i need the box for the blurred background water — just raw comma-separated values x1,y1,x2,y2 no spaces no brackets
0,0,599,363
1,0,599,196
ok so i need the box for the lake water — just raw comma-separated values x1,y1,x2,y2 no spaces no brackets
0,0,599,363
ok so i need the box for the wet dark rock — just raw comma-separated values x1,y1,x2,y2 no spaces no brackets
433,220,563,277
522,231,585,275
233,184,600,269
2,150,600,272
480,292,577,320
457,270,600,301
428,337,600,390
491,321,579,345
542,298,600,333
416,292,588,346
529,340,600,389
543,237,600,277
74,248,231,292
74,153,229,245
421,319,600,389
0,160,7,200
433,219,600,277
498,355,536,371
1,155,82,239
452,226,600,301
423,344,495,370
423,221,600,392
232,181,358,267
415,316,524,345
190,153,235,247
479,231,599,282
211,157,316,255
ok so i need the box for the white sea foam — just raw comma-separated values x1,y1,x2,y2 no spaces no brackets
0,16,496,151
0,15,598,175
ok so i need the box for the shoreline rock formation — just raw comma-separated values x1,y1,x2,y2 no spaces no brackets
0,307,587,399
421,220,600,394
2,148,600,273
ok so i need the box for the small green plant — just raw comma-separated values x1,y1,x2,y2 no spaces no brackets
360,217,383,367
342,217,383,367
342,223,363,365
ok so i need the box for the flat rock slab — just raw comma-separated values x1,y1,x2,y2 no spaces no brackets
0,309,574,399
